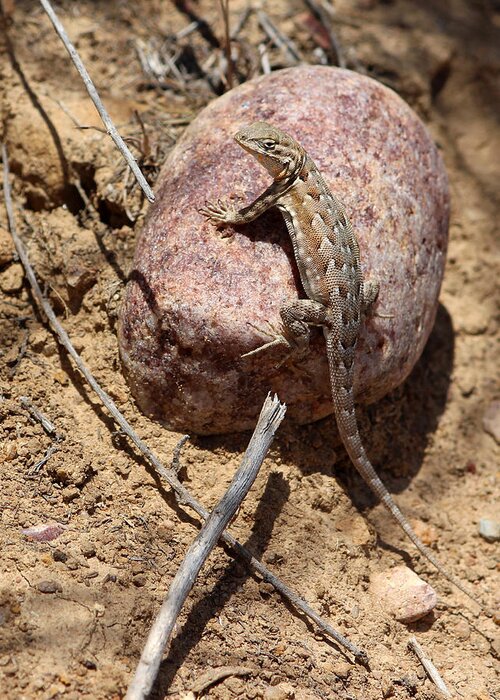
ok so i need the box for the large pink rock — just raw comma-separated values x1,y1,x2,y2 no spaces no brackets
118,66,449,434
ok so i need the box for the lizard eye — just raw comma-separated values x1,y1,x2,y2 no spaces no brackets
261,140,276,151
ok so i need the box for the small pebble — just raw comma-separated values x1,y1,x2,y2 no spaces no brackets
411,519,438,546
479,518,500,543
259,582,275,597
0,263,24,293
80,540,96,558
62,486,80,502
37,580,62,594
22,522,65,542
369,565,438,623
263,683,295,700
331,661,351,680
132,574,147,587
482,401,500,444
52,549,68,563
454,620,471,640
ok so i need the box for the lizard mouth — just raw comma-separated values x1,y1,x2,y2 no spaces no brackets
234,133,260,157
234,130,247,145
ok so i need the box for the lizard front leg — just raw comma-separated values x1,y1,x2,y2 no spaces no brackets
243,299,331,364
200,179,294,229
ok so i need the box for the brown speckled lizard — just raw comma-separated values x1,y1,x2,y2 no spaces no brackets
201,121,481,608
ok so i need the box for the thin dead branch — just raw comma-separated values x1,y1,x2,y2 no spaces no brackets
176,21,201,40
173,0,220,49
171,434,190,474
257,10,301,64
125,394,286,700
230,6,252,40
29,444,59,476
407,637,452,697
20,396,63,440
20,395,64,475
258,44,271,75
303,0,345,68
219,0,234,89
38,0,155,203
190,665,253,695
2,143,367,665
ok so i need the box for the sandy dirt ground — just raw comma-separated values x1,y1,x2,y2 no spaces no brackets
0,1,498,698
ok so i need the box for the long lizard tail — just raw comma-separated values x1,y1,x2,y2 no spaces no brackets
325,334,482,609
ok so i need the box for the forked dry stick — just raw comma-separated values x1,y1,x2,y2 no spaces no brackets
1,144,367,664
126,394,286,700
38,0,155,203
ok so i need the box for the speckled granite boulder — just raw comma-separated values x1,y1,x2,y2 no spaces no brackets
118,66,449,434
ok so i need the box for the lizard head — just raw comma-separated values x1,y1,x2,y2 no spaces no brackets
234,122,306,181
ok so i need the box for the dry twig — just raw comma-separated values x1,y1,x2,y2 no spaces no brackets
258,44,271,75
230,6,252,40
407,636,452,697
20,396,63,440
303,0,345,68
20,396,63,475
219,0,234,89
38,0,155,203
191,665,253,695
1,143,368,665
257,10,301,64
125,394,286,700
171,434,190,474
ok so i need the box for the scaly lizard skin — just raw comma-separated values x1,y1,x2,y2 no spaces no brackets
201,121,480,607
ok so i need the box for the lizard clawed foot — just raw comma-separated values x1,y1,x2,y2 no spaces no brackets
242,328,307,369
242,334,290,359
242,331,299,369
242,319,290,360
199,198,238,227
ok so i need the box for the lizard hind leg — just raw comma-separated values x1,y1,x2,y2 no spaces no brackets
242,299,329,366
362,280,393,320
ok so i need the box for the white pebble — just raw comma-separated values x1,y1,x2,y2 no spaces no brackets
479,518,500,543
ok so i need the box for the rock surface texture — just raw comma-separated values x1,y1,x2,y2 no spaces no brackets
118,66,449,434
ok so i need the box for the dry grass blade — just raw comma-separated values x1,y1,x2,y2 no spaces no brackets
1,143,368,665
38,0,155,202
125,394,286,699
